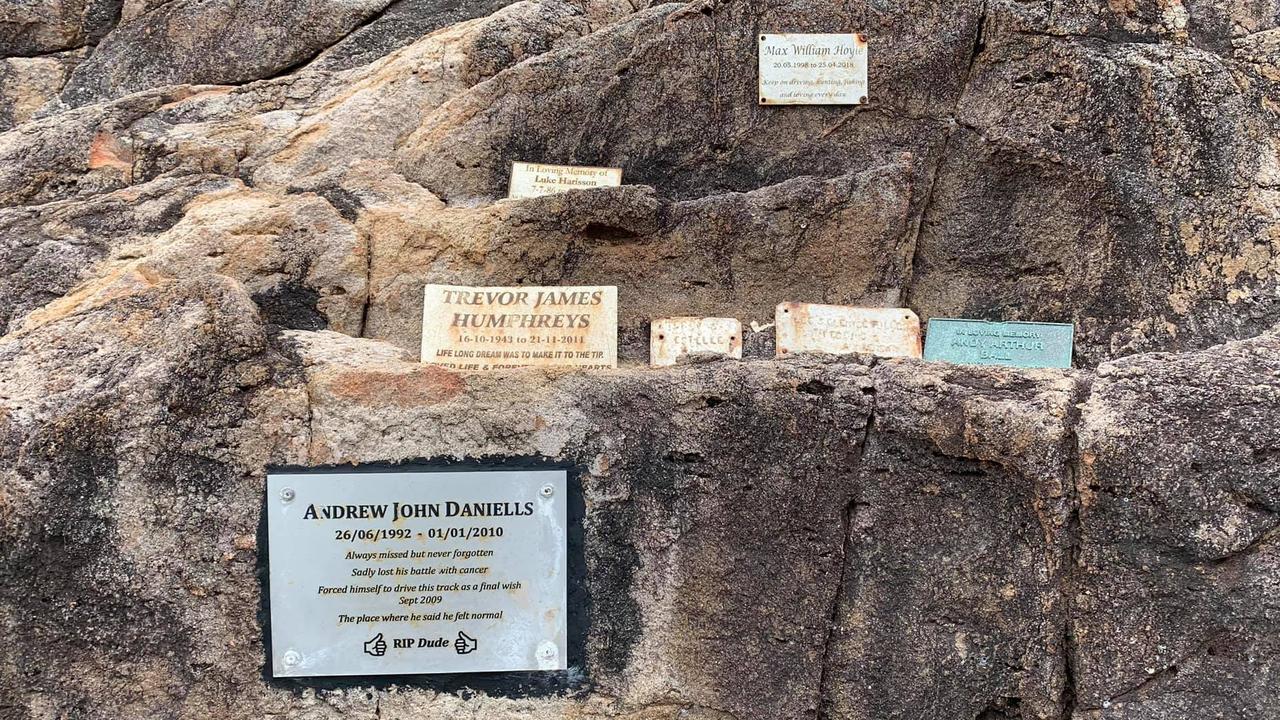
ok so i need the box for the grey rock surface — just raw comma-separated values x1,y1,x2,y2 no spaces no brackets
58,0,396,107
1073,334,1280,719
0,0,1278,718
0,173,237,333
0,49,84,130
0,0,1271,363
825,361,1085,720
908,21,1280,367
0,0,121,56
308,0,529,73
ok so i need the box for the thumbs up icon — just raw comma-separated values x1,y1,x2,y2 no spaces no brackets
455,631,477,655
363,633,387,657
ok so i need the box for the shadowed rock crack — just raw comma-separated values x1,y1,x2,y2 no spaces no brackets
901,0,986,308
1056,374,1093,720
816,382,877,720
358,226,374,338
1085,636,1216,711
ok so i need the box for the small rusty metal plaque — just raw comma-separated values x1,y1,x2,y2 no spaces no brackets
758,33,868,105
267,468,568,677
508,161,622,199
650,317,743,367
924,318,1074,368
775,303,921,358
420,284,617,370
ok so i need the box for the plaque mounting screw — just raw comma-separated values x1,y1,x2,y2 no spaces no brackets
282,650,301,667
280,487,296,503
540,484,555,498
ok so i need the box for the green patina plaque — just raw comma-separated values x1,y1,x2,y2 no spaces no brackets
923,319,1074,369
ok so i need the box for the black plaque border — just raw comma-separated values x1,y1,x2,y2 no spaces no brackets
257,456,589,698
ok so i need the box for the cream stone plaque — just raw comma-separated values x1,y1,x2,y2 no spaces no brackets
421,284,617,370
508,161,623,199
650,317,743,367
775,303,921,358
758,33,868,105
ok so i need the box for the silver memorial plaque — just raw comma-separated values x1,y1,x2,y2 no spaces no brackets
267,468,568,677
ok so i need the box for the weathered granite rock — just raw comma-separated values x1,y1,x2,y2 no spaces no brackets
2,265,1278,719
240,0,621,194
398,1,973,204
307,0,529,73
58,0,396,108
907,12,1280,367
0,87,201,207
0,0,120,56
1073,332,1280,719
0,49,84,130
0,176,367,337
0,269,872,719
0,276,277,718
0,0,1272,363
1,0,1279,718
0,173,238,333
824,360,1085,720
351,160,919,359
293,330,873,719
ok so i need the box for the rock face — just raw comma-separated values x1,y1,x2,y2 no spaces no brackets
824,362,1083,720
0,0,120,57
0,0,1277,719
1074,336,1280,718
58,0,397,108
0,49,83,130
0,0,1275,362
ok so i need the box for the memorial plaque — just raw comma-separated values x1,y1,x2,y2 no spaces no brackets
923,318,1074,369
650,317,743,367
420,284,617,370
508,161,623,199
758,33,868,105
267,468,568,677
775,302,922,358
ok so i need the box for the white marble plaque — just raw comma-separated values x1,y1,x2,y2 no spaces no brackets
267,468,568,677
650,317,743,367
758,33,868,105
421,284,617,370
775,303,921,358
508,161,623,199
